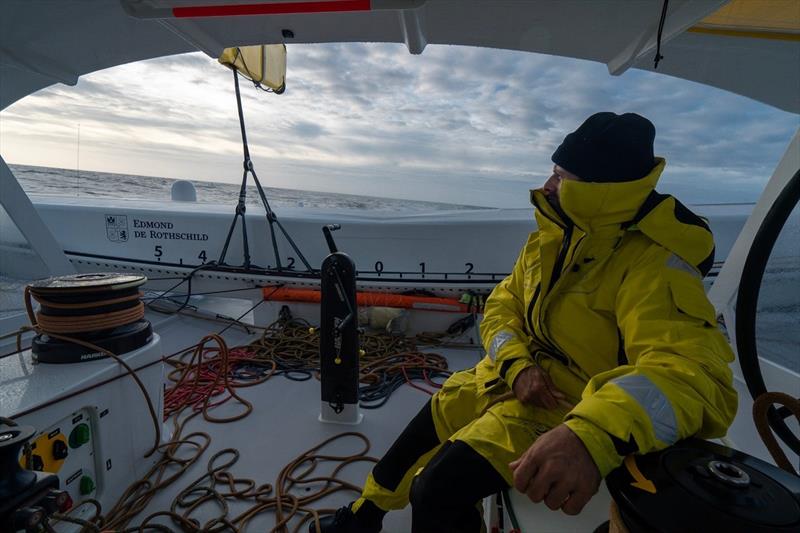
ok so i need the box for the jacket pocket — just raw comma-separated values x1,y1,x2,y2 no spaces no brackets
668,280,717,327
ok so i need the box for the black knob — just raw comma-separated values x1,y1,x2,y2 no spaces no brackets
52,440,68,460
30,454,44,471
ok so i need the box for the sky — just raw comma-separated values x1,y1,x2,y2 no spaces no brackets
0,43,797,208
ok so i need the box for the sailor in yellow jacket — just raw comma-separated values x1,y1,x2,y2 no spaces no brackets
313,112,737,533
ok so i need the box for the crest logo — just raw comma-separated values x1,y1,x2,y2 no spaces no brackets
105,214,129,242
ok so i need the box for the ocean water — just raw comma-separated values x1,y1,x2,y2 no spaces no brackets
9,164,487,212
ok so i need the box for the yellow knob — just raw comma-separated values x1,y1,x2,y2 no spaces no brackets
334,357,342,365
359,349,366,357
308,327,316,334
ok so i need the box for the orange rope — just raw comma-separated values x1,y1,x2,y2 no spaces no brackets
753,391,800,475
25,286,145,334
33,303,145,334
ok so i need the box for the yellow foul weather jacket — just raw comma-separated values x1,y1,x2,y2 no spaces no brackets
477,158,737,477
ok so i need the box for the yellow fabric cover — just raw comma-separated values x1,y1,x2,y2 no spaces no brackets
477,158,737,477
218,44,286,91
699,0,800,33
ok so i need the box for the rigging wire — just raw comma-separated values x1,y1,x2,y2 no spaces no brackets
654,0,670,69
142,284,273,304
218,50,313,273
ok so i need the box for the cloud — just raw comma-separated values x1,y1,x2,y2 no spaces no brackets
288,119,326,139
1,43,797,208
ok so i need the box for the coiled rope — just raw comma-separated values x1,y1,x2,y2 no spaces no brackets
24,284,145,334
243,312,452,407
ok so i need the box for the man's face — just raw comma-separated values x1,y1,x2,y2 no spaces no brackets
542,165,582,208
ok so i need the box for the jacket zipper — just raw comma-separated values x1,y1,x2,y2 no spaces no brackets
525,283,566,365
536,224,578,363
528,192,577,361
564,233,587,273
548,223,574,292
526,283,541,335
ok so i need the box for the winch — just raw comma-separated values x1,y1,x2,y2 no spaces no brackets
26,272,152,364
606,438,800,532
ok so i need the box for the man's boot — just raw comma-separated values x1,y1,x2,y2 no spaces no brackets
309,500,385,533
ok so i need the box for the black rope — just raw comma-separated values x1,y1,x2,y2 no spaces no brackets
144,262,217,313
142,285,267,302
654,0,669,69
214,285,284,336
358,368,449,409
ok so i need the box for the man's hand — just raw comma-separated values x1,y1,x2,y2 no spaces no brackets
512,365,567,409
509,424,600,515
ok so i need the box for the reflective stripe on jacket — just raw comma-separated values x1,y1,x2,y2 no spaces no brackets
477,158,737,477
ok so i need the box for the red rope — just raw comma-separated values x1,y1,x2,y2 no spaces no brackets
401,365,437,396
163,338,275,421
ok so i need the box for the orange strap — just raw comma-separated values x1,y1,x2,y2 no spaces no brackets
263,287,470,313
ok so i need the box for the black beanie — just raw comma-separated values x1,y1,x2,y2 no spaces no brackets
551,112,656,182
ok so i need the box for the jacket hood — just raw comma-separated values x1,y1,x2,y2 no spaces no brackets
559,158,665,232
530,157,715,276
629,189,716,276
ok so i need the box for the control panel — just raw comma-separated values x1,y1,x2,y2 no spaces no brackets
18,408,99,517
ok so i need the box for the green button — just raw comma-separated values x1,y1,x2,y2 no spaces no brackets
69,424,90,448
79,475,95,495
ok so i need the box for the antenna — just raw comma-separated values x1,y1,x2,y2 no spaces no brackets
76,123,81,197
